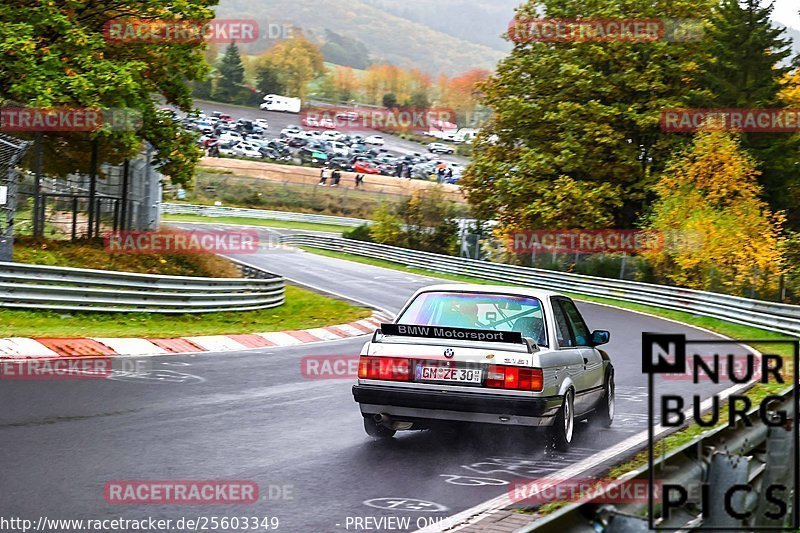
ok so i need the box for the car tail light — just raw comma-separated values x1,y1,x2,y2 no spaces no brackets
485,365,543,392
358,356,410,381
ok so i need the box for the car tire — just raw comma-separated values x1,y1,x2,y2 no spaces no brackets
363,416,396,440
595,370,615,428
550,389,574,452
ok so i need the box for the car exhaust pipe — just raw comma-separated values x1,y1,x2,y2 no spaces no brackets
374,413,391,425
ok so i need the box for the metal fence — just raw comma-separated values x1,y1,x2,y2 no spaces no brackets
16,144,161,240
162,202,369,227
0,134,32,260
0,261,285,313
279,234,800,335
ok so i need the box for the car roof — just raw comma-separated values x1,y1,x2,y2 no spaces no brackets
410,283,565,301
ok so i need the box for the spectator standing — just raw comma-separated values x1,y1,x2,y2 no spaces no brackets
446,167,454,182
355,174,364,188
318,165,329,186
332,169,341,187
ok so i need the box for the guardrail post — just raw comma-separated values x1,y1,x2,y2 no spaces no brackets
704,453,752,529
32,133,43,239
86,138,98,239
119,159,130,231
754,417,796,528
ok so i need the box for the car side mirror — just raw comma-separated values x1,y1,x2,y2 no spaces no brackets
591,330,610,346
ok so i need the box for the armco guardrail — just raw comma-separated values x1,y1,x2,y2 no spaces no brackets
280,234,800,335
0,261,285,313
521,387,796,532
162,203,369,228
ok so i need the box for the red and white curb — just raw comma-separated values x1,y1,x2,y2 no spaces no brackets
0,315,384,359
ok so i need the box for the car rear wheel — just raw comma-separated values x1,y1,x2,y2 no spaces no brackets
363,416,396,440
595,370,615,428
550,389,574,452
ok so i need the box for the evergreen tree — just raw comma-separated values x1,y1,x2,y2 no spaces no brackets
214,42,245,102
700,0,799,228
255,63,285,96
382,93,398,108
702,0,792,107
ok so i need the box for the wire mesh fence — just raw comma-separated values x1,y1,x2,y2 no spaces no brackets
15,140,161,241
0,133,33,260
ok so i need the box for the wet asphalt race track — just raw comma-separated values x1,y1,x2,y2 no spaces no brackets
0,230,742,532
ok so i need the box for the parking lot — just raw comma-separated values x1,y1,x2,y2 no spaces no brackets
180,100,470,183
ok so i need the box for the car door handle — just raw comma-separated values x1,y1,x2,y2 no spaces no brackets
583,357,589,364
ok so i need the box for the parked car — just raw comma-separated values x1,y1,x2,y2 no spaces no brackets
298,146,329,165
217,141,238,156
219,131,244,144
354,160,380,174
254,118,270,130
281,125,303,138
377,163,397,176
335,111,360,122
328,157,354,171
194,121,214,134
287,136,309,148
428,142,455,155
364,135,385,145
260,147,292,162
211,112,232,123
232,142,263,159
326,141,350,157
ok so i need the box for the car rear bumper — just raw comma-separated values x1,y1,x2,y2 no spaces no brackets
353,384,562,427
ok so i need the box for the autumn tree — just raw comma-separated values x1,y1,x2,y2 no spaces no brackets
461,0,716,235
258,34,324,100
0,0,215,184
643,130,784,296
370,188,459,255
440,69,490,124
333,66,360,102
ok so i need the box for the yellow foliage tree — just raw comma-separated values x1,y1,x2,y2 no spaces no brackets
644,130,785,296
258,35,324,100
779,68,800,106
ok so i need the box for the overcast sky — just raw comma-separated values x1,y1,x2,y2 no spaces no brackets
768,0,800,28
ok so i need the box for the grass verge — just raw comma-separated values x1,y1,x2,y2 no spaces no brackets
0,285,371,338
162,213,349,234
14,237,241,277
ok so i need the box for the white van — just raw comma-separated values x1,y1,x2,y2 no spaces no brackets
260,94,302,113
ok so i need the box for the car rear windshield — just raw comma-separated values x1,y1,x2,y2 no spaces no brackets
397,291,547,347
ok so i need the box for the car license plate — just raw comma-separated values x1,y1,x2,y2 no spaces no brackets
416,366,482,384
